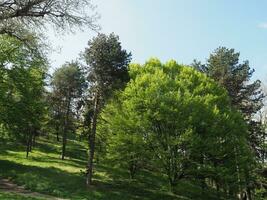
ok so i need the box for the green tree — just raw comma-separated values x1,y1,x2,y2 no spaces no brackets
192,47,264,159
192,47,265,199
107,58,253,197
83,33,131,186
99,99,149,179
0,35,47,157
51,62,86,160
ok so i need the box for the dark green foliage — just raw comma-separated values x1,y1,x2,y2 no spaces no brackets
50,62,86,159
192,47,265,159
192,47,266,198
84,33,132,98
193,47,263,118
51,62,86,101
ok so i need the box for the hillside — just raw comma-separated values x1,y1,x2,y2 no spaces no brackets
0,136,186,200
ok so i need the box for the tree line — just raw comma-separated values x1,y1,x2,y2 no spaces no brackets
0,1,266,199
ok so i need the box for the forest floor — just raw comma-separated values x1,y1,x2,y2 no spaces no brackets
0,135,227,200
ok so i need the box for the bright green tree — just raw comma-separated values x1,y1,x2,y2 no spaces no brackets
99,99,149,179
104,58,253,197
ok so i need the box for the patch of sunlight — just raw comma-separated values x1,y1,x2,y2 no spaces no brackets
1,149,84,174
94,171,112,182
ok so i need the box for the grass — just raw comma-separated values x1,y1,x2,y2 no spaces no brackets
0,191,40,200
0,136,180,200
0,135,231,200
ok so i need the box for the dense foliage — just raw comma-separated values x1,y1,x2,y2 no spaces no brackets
100,59,254,198
0,35,47,157
0,2,265,199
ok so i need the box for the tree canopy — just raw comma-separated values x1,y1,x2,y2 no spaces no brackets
100,58,253,197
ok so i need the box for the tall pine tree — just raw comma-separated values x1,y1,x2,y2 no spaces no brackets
192,47,264,160
83,33,131,186
192,47,265,199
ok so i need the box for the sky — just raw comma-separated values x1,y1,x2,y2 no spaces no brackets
48,0,267,83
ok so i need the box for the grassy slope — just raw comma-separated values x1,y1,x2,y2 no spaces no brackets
0,135,232,200
0,136,182,200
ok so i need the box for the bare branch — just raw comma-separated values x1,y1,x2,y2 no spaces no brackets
0,0,99,34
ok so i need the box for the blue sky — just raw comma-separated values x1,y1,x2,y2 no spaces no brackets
48,0,267,83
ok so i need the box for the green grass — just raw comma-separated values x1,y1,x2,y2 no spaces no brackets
0,135,231,200
0,136,180,200
0,191,40,200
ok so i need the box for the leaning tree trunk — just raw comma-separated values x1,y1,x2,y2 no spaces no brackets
86,93,99,186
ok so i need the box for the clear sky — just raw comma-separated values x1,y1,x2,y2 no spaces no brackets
48,0,267,83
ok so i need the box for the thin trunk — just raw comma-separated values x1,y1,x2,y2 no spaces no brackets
61,129,67,160
234,147,242,196
169,179,177,193
86,93,99,186
56,124,60,142
61,98,71,160
246,187,252,200
26,128,32,158
32,130,36,148
200,154,206,196
215,181,220,199
129,156,136,179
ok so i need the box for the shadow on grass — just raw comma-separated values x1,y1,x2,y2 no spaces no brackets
0,160,178,200
30,156,87,169
36,137,88,161
0,140,26,153
0,138,182,200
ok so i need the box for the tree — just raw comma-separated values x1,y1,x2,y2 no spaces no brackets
193,47,263,119
192,48,265,198
259,84,267,163
98,99,149,179
0,0,98,42
108,58,253,196
83,33,131,186
0,35,47,157
50,62,86,160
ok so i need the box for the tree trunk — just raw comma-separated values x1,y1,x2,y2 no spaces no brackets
32,129,36,148
200,154,206,196
61,130,67,160
129,161,136,179
246,187,252,200
215,181,220,199
86,93,99,186
26,128,32,158
169,179,177,193
61,98,71,160
56,125,60,142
